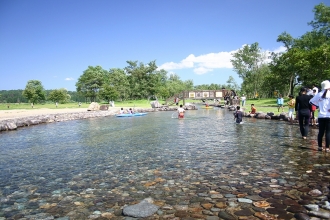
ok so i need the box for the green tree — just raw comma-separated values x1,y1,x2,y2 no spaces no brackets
226,76,240,92
105,68,130,101
76,66,107,102
271,3,330,89
48,88,69,104
231,42,268,98
125,60,158,99
22,80,46,104
99,85,119,103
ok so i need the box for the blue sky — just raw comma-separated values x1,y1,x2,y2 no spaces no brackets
0,0,327,91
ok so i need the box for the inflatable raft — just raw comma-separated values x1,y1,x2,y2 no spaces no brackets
116,113,147,117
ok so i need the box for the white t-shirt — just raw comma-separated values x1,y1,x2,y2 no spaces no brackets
241,96,246,101
177,107,185,113
310,90,330,118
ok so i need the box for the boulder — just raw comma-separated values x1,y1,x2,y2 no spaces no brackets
87,102,100,111
256,113,267,119
267,112,275,117
99,105,109,111
6,122,17,130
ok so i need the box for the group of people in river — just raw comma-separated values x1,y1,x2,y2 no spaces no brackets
235,81,330,152
296,80,330,152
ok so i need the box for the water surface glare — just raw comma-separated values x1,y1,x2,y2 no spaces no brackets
0,109,329,219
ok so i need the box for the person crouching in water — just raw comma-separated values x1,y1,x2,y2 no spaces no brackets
234,106,243,124
177,104,185,118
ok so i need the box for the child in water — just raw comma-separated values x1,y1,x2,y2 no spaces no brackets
234,106,243,124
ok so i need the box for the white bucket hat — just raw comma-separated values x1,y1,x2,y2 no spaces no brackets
321,80,330,90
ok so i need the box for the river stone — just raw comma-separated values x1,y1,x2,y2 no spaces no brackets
308,189,322,197
286,205,306,213
234,208,254,216
174,210,189,218
238,198,253,203
218,211,236,220
270,203,287,209
308,210,330,219
304,204,319,211
294,213,311,220
254,212,277,220
6,122,17,130
206,216,220,220
122,198,159,218
283,199,299,206
259,191,274,198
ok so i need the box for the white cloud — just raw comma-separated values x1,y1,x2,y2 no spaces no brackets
194,67,213,75
157,46,285,75
65,77,74,81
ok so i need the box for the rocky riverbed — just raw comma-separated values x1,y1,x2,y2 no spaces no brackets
1,106,330,219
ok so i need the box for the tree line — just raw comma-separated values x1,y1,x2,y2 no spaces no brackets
0,67,236,104
231,3,330,99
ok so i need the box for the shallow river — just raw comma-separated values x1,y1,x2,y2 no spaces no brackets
0,109,329,219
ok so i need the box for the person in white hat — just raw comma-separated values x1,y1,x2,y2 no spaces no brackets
310,80,330,152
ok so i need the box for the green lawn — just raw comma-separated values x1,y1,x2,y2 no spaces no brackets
0,98,307,116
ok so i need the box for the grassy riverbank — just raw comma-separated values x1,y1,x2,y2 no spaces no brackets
0,97,302,115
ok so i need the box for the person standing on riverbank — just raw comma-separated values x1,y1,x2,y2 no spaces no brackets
241,94,246,106
295,87,313,140
310,80,330,152
277,94,284,112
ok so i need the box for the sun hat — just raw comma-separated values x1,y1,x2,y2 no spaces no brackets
321,80,330,90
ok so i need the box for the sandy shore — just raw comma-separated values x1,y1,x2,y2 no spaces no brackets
0,108,121,121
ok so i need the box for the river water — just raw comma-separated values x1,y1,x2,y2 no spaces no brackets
0,109,329,219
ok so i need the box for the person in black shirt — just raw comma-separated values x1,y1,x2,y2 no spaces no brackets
234,106,243,124
295,87,313,139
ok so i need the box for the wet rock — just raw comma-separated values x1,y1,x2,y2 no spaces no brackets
277,212,294,219
304,204,319,211
123,198,159,218
259,192,274,198
286,205,307,213
283,199,299,206
6,122,17,130
294,213,311,220
308,189,322,197
253,201,270,208
266,207,287,215
234,208,254,216
238,198,253,203
217,211,236,220
206,216,220,220
254,212,277,220
214,202,227,209
308,210,330,219
174,210,189,218
299,200,312,205
270,203,287,209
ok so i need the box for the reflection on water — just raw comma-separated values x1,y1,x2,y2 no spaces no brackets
0,109,329,218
